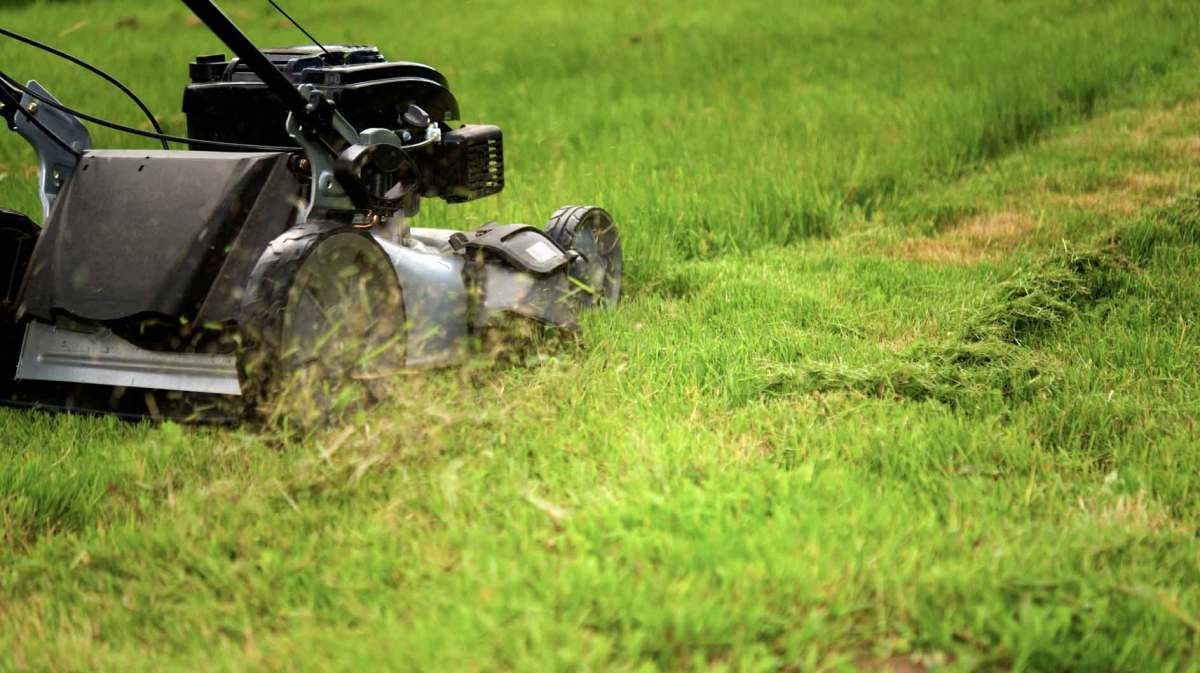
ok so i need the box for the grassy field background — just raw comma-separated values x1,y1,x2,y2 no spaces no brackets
2,0,1200,670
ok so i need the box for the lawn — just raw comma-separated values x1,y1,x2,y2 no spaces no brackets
1,0,1200,671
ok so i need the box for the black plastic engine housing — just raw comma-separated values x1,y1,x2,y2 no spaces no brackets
183,45,460,148
422,124,504,203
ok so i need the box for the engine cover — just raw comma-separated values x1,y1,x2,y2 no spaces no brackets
183,45,460,148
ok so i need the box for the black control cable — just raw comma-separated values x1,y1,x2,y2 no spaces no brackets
0,69,295,152
266,0,331,55
0,25,169,150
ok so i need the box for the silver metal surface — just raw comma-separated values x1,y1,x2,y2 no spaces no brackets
373,234,470,366
16,321,241,395
407,228,457,253
13,80,91,219
480,263,577,330
378,226,583,363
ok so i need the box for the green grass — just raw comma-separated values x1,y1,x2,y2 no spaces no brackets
2,0,1200,670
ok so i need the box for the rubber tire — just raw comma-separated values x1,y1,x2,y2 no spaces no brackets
237,223,406,421
0,210,38,392
544,205,621,308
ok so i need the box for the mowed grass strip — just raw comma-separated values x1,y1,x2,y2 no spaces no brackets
1,0,1199,671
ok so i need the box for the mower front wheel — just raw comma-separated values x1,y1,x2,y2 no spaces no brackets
545,205,622,308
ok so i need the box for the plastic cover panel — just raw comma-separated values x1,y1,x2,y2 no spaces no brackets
19,150,295,324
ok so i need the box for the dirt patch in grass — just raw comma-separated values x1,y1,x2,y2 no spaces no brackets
1131,100,1200,143
1168,135,1200,158
902,97,1200,266
904,166,1184,266
1047,171,1184,219
1039,100,1200,219
902,212,1035,265
954,212,1033,240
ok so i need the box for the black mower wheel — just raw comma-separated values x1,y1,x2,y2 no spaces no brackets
238,224,406,422
0,210,38,390
545,205,622,308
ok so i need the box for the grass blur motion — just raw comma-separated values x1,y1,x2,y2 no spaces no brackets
2,0,1200,671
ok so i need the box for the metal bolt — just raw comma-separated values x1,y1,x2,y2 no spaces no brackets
26,100,38,115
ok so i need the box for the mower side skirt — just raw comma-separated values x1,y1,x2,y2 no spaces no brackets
15,321,241,396
373,234,471,366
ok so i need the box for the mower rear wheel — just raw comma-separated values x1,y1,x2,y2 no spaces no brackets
0,210,38,392
545,205,622,308
239,226,406,422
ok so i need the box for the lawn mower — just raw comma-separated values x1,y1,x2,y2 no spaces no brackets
0,0,621,421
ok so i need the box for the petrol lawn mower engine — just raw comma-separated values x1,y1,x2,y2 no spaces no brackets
0,0,622,422
183,44,504,209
